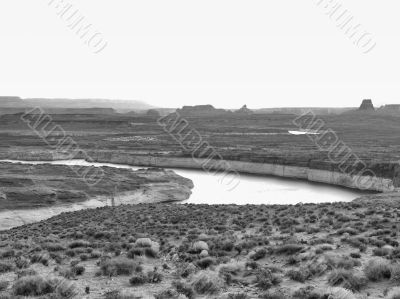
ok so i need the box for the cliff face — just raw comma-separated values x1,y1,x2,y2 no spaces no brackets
1,150,398,192
87,152,396,192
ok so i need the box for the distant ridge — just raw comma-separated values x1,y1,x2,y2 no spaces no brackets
0,96,155,113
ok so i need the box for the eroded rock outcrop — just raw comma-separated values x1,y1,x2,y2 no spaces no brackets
359,99,375,111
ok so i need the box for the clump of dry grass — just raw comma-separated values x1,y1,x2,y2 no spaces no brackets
363,258,391,281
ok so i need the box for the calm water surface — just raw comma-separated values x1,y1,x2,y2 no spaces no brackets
2,159,367,205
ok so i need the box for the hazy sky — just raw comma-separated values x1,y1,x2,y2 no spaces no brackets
1,1,399,109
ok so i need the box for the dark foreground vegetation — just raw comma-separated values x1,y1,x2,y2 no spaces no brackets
1,201,400,298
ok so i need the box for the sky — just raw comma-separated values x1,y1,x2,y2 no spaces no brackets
0,1,399,109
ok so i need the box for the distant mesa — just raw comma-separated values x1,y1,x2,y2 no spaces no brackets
359,99,375,111
177,105,230,117
0,96,24,107
235,104,253,115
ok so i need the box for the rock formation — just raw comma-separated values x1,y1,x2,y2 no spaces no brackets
235,104,253,115
359,99,375,111
176,105,230,117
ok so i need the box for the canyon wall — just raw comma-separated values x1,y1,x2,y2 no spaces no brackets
89,152,397,192
0,150,397,192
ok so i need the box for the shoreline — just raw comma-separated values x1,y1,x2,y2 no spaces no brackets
1,152,398,192
88,153,398,193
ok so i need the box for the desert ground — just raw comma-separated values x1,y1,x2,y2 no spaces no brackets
0,106,399,298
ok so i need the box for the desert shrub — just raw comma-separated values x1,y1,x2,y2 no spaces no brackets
55,280,78,298
350,252,361,259
0,262,13,273
100,258,139,276
0,281,9,292
144,247,158,258
287,269,310,283
274,244,304,255
16,269,37,279
176,263,195,279
44,243,65,252
197,257,216,269
135,238,152,248
68,240,90,249
0,249,14,259
193,241,209,253
12,275,55,296
363,258,391,281
322,287,356,299
391,264,400,283
80,254,89,261
255,269,281,290
191,270,223,295
328,269,367,291
30,254,49,266
129,274,147,286
173,281,195,299
146,270,163,283
386,287,400,299
250,248,267,261
373,247,390,257
71,265,85,276
15,257,30,269
90,250,102,259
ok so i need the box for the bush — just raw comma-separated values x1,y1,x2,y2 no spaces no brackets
72,265,85,276
146,270,163,283
250,248,267,261
391,264,400,284
129,274,147,286
0,281,9,292
322,287,356,299
55,280,78,298
191,271,223,295
274,244,304,255
68,240,90,249
100,258,139,276
255,269,281,290
287,269,310,283
144,247,158,258
197,257,216,269
363,258,391,281
0,262,13,274
12,275,55,296
173,281,195,299
328,269,367,291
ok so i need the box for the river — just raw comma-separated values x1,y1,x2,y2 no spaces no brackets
0,159,369,230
